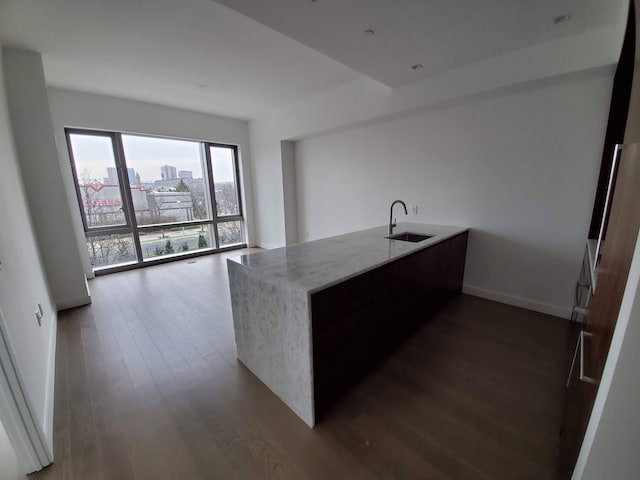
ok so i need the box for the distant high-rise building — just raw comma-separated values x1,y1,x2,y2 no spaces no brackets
105,167,118,185
105,167,136,185
161,165,177,180
135,172,141,186
178,170,193,180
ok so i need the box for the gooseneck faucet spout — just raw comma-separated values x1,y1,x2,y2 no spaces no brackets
388,200,408,236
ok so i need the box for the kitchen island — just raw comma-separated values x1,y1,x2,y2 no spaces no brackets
227,223,468,426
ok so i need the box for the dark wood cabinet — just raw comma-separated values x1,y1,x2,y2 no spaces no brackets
558,141,640,478
557,2,640,477
311,232,468,420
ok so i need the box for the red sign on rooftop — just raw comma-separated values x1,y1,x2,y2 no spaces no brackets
87,179,104,192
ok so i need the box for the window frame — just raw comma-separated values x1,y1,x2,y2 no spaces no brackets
66,129,134,234
65,128,246,274
204,142,244,247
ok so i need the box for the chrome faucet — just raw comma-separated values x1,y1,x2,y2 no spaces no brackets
388,200,408,236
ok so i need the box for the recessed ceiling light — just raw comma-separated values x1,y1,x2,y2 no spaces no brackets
363,29,375,36
411,64,423,71
553,13,571,24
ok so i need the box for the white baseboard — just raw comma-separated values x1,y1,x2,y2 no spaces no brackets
256,242,280,250
56,295,91,311
462,284,572,319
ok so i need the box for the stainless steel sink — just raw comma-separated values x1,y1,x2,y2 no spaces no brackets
386,232,433,242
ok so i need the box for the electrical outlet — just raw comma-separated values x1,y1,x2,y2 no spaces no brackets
411,205,418,215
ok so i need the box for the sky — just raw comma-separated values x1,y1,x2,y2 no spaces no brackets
69,133,236,184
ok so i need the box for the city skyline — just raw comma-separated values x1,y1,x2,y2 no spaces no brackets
70,133,236,184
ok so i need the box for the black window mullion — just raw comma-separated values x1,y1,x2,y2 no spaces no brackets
108,132,135,231
84,225,134,237
204,144,221,249
231,145,243,219
136,219,216,231
214,215,243,223
113,133,144,264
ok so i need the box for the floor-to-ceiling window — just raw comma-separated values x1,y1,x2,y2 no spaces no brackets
66,129,245,273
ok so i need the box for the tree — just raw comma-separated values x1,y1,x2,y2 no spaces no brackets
218,221,242,245
175,179,190,192
88,235,115,267
153,245,164,257
214,181,238,216
165,239,175,254
87,234,135,267
192,197,207,220
180,241,189,252
188,179,207,219
198,234,208,248
115,237,134,261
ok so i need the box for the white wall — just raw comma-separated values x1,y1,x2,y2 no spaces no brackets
247,137,286,248
281,140,298,245
295,70,613,318
248,16,625,252
2,49,89,310
0,419,22,480
0,47,56,461
573,231,640,479
47,88,257,276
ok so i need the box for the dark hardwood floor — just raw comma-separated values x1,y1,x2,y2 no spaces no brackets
31,249,571,480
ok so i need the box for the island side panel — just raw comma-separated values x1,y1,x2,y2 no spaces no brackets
227,260,315,426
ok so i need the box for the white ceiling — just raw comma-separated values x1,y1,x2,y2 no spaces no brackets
0,0,625,120
0,0,361,119
216,0,624,87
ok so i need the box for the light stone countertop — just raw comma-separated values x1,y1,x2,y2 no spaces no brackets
228,223,468,294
